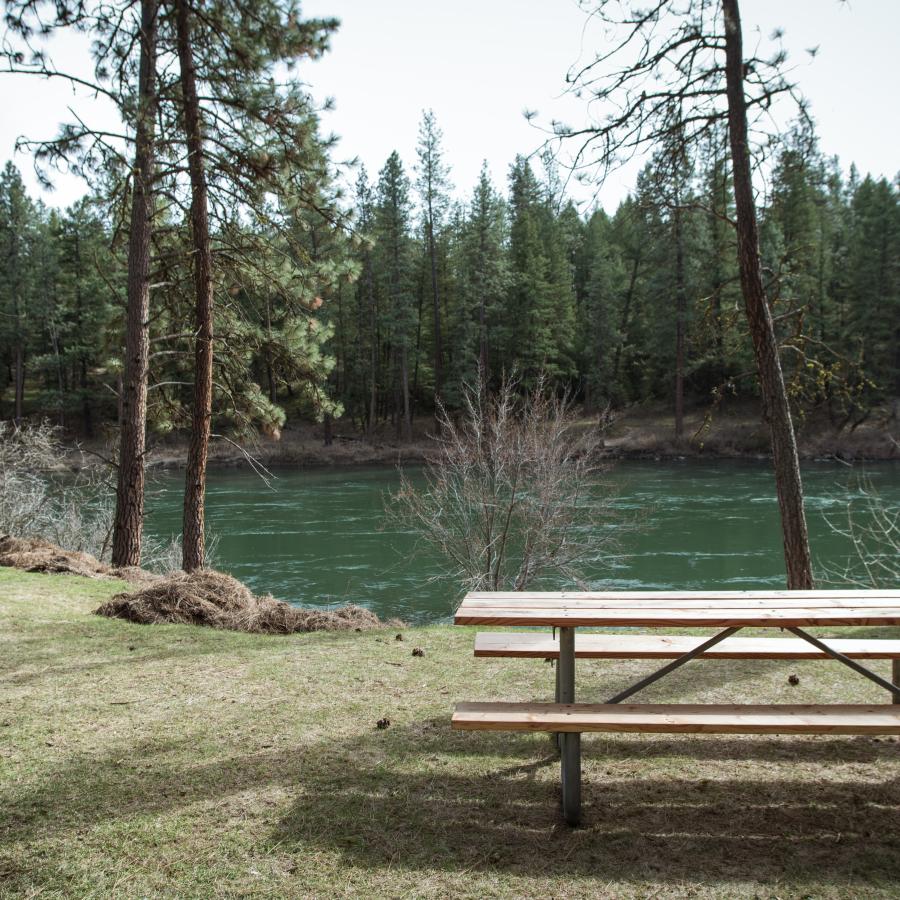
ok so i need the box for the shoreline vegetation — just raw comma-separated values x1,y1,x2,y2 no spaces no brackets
137,403,899,471
2,567,899,897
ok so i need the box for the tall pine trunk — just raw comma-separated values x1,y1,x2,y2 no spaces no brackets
366,253,377,439
722,0,813,589
13,339,23,422
176,0,214,573
410,273,424,419
49,322,65,427
112,0,158,567
428,212,443,404
612,255,640,386
673,200,686,442
400,344,412,441
74,234,93,436
709,162,727,380
478,292,489,384
477,217,490,385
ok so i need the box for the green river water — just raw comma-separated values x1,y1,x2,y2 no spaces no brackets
143,460,900,624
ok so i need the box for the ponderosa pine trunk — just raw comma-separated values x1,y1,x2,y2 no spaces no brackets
673,198,686,442
722,0,813,589
427,209,443,404
13,340,23,422
477,214,490,385
400,343,412,442
112,0,158,567
366,252,377,439
478,292,489,384
176,0,214,573
612,255,640,386
709,159,727,380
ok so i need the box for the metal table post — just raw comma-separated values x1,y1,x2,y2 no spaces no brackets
558,626,581,826
894,659,900,705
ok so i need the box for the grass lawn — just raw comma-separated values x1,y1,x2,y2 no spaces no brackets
2,568,899,898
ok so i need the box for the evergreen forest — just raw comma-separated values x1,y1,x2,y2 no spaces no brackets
2,117,898,443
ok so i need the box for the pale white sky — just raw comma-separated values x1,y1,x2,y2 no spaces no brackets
1,0,898,211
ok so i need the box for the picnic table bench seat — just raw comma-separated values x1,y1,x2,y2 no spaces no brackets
454,589,900,825
474,631,900,660
453,701,900,734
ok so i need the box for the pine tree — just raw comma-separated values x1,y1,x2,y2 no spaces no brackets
576,208,626,406
160,0,346,569
448,163,509,402
506,157,555,383
846,175,900,397
375,152,416,441
54,200,117,436
0,163,38,423
415,110,452,406
694,131,742,396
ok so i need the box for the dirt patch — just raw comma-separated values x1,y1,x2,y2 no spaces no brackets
95,569,393,634
0,535,155,583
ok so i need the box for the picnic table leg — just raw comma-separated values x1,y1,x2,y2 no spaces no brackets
894,660,900,705
553,649,561,750
558,626,581,826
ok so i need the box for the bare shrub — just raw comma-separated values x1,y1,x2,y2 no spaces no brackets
390,375,618,596
823,474,900,588
0,420,61,537
0,421,116,560
140,532,221,575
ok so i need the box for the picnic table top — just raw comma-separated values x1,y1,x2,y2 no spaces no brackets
454,589,900,628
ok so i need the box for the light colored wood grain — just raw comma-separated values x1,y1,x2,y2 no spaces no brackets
451,702,900,734
465,590,900,602
462,596,900,609
456,589,900,627
472,632,900,660
454,607,900,627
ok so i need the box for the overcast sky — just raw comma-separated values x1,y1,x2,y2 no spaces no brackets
2,0,898,211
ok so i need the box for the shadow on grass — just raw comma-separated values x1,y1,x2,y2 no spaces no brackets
2,640,240,685
5,617,900,891
2,616,266,683
272,721,900,886
3,710,899,889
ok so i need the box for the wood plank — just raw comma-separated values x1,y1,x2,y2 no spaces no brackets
452,702,900,734
473,632,900,660
461,596,900,610
455,607,900,627
465,590,900,602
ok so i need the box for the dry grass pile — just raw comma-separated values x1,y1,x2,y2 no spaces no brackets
95,569,389,634
0,534,152,582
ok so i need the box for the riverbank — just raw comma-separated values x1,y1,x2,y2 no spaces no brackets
140,402,898,470
2,568,899,897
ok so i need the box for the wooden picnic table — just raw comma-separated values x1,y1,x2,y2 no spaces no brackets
453,589,900,825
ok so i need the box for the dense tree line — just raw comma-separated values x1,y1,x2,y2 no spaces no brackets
329,117,899,436
1,116,897,443
0,156,348,430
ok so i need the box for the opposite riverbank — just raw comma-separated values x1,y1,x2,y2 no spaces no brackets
140,401,899,470
2,568,899,897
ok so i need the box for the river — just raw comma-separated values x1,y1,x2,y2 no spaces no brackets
143,459,900,623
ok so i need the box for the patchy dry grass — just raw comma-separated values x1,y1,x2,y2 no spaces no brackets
1,568,899,898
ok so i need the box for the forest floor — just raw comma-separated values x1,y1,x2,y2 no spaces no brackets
3,568,900,898
139,400,900,471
